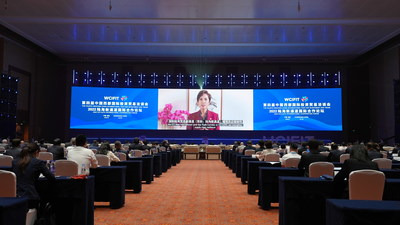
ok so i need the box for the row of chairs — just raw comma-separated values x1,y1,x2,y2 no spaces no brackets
0,153,129,175
183,145,222,159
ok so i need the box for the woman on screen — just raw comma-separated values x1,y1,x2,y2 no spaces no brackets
187,90,220,130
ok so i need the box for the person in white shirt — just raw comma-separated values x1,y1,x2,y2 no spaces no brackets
281,144,301,166
66,135,98,175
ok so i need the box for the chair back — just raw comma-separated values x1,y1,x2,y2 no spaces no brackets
40,148,47,152
284,158,300,168
38,152,53,161
150,147,158,154
349,169,385,200
130,150,143,157
54,160,79,176
0,155,13,167
320,151,330,157
0,170,16,197
118,152,127,161
340,153,350,163
263,153,280,162
142,150,150,155
96,154,110,166
183,146,200,153
159,146,166,152
244,150,255,156
309,162,334,177
206,145,222,154
372,158,392,169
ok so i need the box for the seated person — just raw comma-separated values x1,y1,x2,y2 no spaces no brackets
4,138,22,159
12,143,55,209
114,141,128,155
277,144,287,156
67,135,98,175
333,145,379,198
243,140,256,154
97,143,120,162
281,144,301,165
255,140,265,152
129,137,143,150
47,138,65,160
257,140,277,160
366,142,383,160
298,139,328,177
327,144,342,162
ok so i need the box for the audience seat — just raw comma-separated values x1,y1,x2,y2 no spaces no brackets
320,152,330,157
340,153,350,163
244,149,255,156
54,160,79,176
283,158,300,168
349,169,385,200
117,152,127,161
183,145,200,160
0,155,13,167
96,154,110,166
38,152,53,161
205,145,222,159
130,150,143,158
0,170,16,197
309,162,334,178
372,158,392,169
263,153,280,162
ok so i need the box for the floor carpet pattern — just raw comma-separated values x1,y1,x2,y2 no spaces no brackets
94,160,279,225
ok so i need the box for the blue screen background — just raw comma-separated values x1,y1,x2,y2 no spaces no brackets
253,88,342,131
70,87,158,129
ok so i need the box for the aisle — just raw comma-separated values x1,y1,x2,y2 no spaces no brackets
94,160,278,225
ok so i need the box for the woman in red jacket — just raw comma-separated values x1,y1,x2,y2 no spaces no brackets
187,90,220,130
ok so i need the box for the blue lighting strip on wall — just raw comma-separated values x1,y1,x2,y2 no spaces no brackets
71,69,342,89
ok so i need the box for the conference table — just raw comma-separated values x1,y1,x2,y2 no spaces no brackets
247,161,281,194
89,166,126,209
160,152,169,172
111,161,142,193
258,167,302,209
0,197,28,225
279,177,400,225
152,154,162,177
240,157,259,184
36,176,95,225
326,199,400,225
235,155,248,178
129,156,154,184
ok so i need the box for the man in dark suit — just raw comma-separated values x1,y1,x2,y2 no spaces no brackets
47,138,65,160
4,138,22,159
298,139,328,177
243,140,256,155
366,142,383,160
333,145,379,198
327,144,343,162
129,137,143,150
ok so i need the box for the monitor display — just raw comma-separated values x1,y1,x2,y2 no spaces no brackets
70,86,342,131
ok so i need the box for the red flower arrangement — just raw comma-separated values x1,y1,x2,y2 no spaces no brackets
158,104,189,125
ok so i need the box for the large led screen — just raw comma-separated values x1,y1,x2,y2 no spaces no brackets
70,87,342,131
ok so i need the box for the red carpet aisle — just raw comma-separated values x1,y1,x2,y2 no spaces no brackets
94,160,279,225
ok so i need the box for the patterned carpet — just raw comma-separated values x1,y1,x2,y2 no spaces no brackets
94,160,279,225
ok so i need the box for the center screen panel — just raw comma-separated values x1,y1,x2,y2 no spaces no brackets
70,87,342,131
